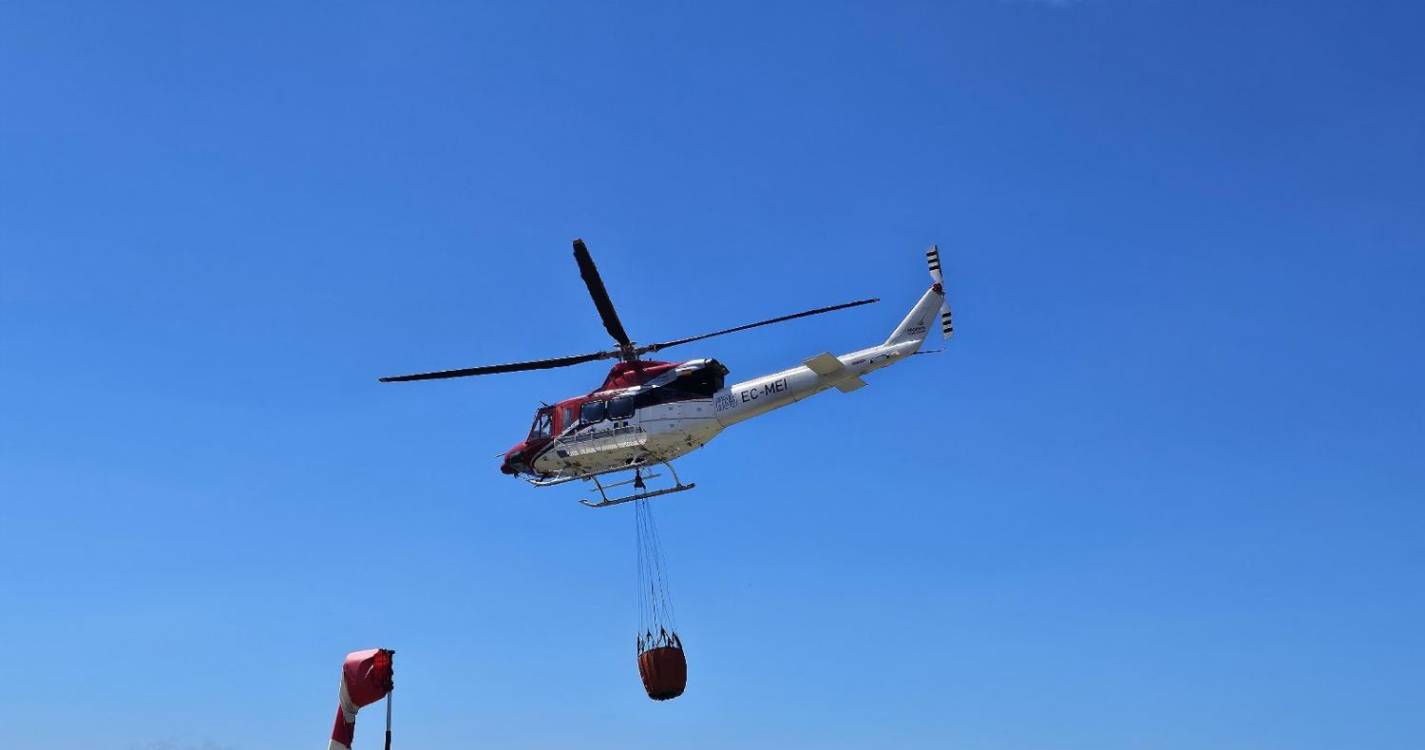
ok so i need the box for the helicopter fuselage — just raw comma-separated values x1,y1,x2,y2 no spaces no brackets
501,283,945,481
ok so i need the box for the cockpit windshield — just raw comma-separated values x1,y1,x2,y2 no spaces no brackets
529,408,553,439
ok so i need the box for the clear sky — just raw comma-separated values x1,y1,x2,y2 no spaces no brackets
2,2,1422,749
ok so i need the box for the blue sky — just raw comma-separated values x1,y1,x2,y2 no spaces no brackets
2,2,1422,748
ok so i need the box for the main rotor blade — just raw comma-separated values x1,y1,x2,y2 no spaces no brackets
572,239,632,349
639,297,880,354
379,351,609,382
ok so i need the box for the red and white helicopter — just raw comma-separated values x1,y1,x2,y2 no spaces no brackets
381,240,953,507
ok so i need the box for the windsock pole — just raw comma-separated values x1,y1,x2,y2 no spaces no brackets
385,689,393,750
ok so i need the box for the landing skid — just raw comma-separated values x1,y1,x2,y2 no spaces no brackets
526,455,659,488
579,462,696,509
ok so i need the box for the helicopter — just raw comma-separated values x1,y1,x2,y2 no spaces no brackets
380,239,953,507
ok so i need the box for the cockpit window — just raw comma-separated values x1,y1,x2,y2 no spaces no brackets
529,408,553,439
581,400,606,424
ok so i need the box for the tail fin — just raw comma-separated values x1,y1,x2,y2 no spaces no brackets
884,244,953,347
927,245,954,339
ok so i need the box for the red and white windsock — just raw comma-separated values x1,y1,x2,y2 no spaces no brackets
329,648,394,750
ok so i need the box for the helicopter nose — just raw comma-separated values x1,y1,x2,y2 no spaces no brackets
501,443,528,475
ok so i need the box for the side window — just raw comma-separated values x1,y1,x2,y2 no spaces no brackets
560,406,578,432
607,395,635,420
581,400,606,424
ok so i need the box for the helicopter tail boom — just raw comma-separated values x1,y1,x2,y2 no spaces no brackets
712,248,953,427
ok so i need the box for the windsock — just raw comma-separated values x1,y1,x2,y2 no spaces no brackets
329,648,394,750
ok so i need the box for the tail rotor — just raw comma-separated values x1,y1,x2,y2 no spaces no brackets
926,244,954,339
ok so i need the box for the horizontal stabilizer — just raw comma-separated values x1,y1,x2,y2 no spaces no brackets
835,376,867,393
804,352,865,392
804,352,844,376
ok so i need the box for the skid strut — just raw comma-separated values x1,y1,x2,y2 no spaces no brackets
579,462,695,508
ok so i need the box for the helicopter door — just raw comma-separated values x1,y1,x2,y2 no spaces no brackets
556,403,579,435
